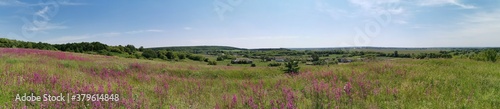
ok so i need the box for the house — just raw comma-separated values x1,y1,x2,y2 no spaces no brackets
231,58,253,64
337,58,352,63
274,57,286,62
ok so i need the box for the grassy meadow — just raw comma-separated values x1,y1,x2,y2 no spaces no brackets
0,48,499,108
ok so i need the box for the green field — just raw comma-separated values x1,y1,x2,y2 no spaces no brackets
1,48,499,108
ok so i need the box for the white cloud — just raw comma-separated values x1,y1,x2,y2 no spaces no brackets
457,10,500,36
394,20,408,24
45,35,91,43
0,0,26,6
348,0,403,15
349,0,401,9
45,32,121,43
22,6,68,33
0,0,86,6
387,7,404,15
36,6,51,20
25,23,68,32
315,0,351,19
56,1,86,6
188,36,308,48
419,0,475,9
45,29,164,43
124,29,163,34
433,10,500,46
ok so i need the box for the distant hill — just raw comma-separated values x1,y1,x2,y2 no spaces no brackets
287,47,496,51
148,46,246,51
250,48,291,51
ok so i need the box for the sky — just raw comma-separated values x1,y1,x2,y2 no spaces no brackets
0,0,499,48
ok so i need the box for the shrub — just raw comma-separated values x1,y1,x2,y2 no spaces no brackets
216,57,224,61
207,61,217,65
187,54,205,61
250,64,256,67
142,49,157,59
177,53,186,60
283,61,300,74
268,63,281,67
231,59,253,64
313,61,326,65
475,49,497,62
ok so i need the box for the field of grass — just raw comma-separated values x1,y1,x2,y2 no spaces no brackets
348,49,443,54
1,48,499,108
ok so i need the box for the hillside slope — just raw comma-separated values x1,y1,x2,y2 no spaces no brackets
149,46,246,51
0,48,499,108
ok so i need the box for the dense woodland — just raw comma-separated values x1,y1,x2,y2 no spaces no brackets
0,38,498,66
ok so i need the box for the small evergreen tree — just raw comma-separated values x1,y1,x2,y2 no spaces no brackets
283,61,300,74
251,63,256,67
139,46,144,52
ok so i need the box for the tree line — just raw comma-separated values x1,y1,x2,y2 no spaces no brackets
0,38,209,62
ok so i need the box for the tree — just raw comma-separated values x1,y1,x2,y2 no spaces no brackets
125,44,136,54
216,57,224,61
283,61,300,74
142,49,157,59
166,51,176,59
26,43,33,48
311,54,320,62
481,49,497,62
157,50,168,59
177,53,186,60
394,51,399,57
139,46,144,52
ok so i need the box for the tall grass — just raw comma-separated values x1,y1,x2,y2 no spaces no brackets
0,48,499,108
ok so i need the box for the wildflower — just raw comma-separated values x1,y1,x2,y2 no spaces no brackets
231,94,238,108
343,82,352,95
32,72,42,84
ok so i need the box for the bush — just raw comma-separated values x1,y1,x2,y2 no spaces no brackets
475,49,497,62
207,61,217,65
142,49,158,59
187,54,205,61
177,53,186,60
313,61,326,65
216,57,224,61
134,53,141,59
251,64,256,67
268,63,281,67
283,61,300,74
231,60,253,64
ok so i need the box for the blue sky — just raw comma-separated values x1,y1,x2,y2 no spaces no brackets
0,0,499,48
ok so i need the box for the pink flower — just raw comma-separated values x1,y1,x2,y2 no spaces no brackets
231,94,237,107
343,82,352,95
32,72,43,84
